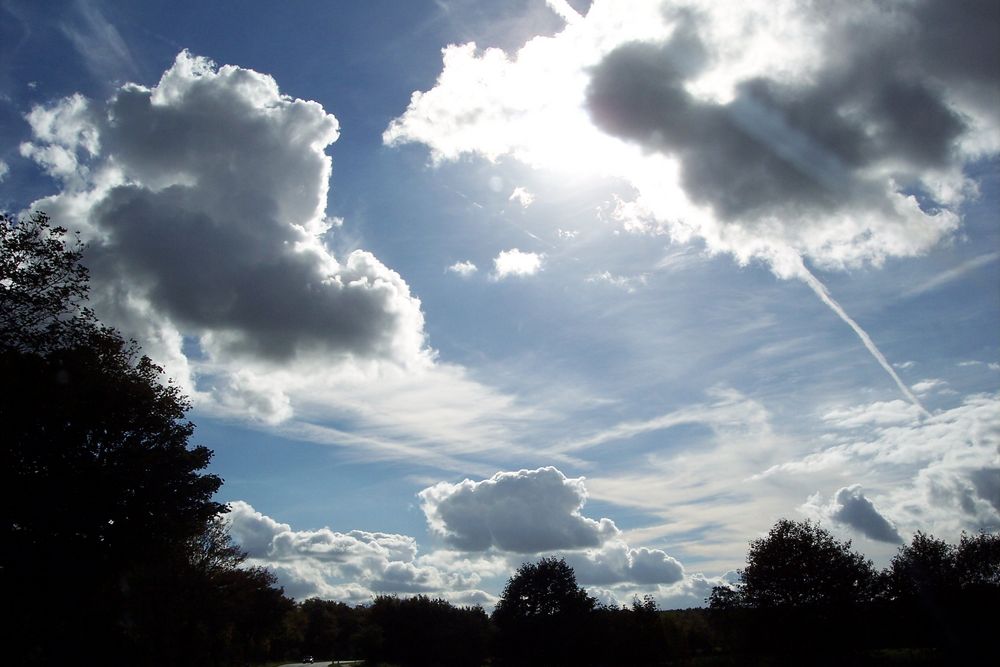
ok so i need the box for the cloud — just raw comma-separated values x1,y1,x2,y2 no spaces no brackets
224,496,693,606
18,51,550,465
386,0,998,272
912,378,949,395
904,252,1000,297
822,400,924,429
804,485,903,544
762,392,1000,538
226,501,491,601
586,271,646,293
566,540,684,585
447,260,478,276
508,186,535,207
492,248,543,279
383,0,992,411
589,571,733,610
24,50,427,369
419,467,620,553
418,468,696,592
60,1,138,85
20,92,99,184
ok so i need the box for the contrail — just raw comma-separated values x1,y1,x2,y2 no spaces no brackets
797,265,930,418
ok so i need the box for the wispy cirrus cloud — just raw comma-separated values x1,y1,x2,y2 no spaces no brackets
903,252,1000,298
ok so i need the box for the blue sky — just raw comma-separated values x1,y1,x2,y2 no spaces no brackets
3,0,998,609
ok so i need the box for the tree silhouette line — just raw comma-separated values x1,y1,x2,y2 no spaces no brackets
3,212,997,665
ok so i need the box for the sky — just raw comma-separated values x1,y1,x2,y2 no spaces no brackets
2,0,998,609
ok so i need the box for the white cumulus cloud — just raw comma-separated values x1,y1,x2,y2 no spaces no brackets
419,466,620,553
447,260,478,276
226,501,491,602
492,248,543,280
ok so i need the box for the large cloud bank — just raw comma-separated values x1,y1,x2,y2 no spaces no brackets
19,51,536,458
226,501,499,604
386,0,999,275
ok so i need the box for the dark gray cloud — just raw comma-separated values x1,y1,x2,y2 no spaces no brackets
24,51,427,366
585,0,997,222
829,485,903,544
419,467,620,553
969,468,1000,514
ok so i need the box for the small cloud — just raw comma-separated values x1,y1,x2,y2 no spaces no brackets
566,540,684,585
447,260,478,277
894,360,916,370
822,399,922,429
546,0,584,25
912,378,948,395
966,360,1000,372
903,252,1000,298
803,485,903,544
493,248,543,280
27,81,38,90
508,186,535,208
0,159,8,182
586,271,647,293
557,228,578,240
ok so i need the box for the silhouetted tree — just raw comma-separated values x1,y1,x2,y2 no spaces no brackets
887,531,955,602
362,595,491,667
883,530,999,657
492,557,596,666
296,597,366,660
601,596,667,666
1,211,95,353
736,519,878,608
956,530,1000,587
1,212,284,665
708,520,880,657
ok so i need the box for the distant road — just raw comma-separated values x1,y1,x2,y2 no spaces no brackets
279,662,361,666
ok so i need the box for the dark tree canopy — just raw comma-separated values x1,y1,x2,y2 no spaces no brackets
729,519,878,608
889,530,1000,600
956,531,1000,587
493,556,596,622
492,558,596,666
887,530,956,601
1,211,94,353
2,212,224,567
1,212,285,665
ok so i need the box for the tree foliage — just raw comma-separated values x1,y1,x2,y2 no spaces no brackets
1,211,95,353
493,556,596,621
492,557,596,666
1,212,288,665
734,519,878,608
